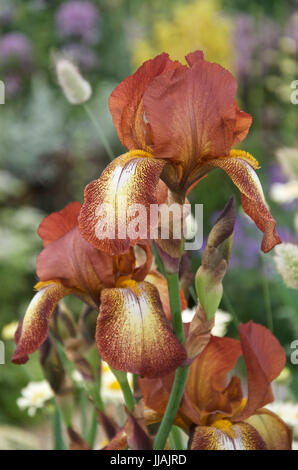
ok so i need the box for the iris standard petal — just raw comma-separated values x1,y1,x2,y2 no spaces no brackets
109,53,182,151
143,57,250,176
234,321,286,421
187,335,242,414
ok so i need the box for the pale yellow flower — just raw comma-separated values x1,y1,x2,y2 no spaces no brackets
1,321,18,340
274,243,298,290
56,57,92,104
132,0,234,72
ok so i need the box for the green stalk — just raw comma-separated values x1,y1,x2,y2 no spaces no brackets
166,273,185,343
86,407,98,449
52,400,67,450
153,366,188,450
110,367,135,412
153,272,189,450
83,104,114,161
79,389,88,440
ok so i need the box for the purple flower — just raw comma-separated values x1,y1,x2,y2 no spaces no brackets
233,14,258,80
233,14,280,80
55,1,100,43
257,18,280,73
285,13,298,45
268,164,287,186
258,19,280,50
277,227,297,245
0,32,33,68
61,43,98,71
229,214,261,270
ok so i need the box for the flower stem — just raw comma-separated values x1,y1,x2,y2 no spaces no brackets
166,273,185,343
153,366,189,450
83,104,114,161
153,272,189,450
110,367,135,412
86,407,98,449
52,400,67,450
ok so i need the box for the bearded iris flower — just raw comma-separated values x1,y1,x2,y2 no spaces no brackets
140,321,292,450
12,202,187,378
79,51,281,257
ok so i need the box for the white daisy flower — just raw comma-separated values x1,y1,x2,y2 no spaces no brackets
1,321,18,340
17,381,54,417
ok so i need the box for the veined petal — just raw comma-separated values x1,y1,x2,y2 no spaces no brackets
185,50,204,66
232,102,253,145
207,156,281,252
37,203,116,303
187,336,242,415
38,202,81,247
190,422,266,450
109,53,182,151
234,322,286,421
78,153,166,255
96,281,186,378
246,409,292,450
143,57,250,178
37,225,115,304
12,282,71,364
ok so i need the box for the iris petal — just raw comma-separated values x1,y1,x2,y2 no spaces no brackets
246,409,292,450
234,322,286,421
109,53,182,151
12,281,71,364
143,58,250,174
190,422,267,450
79,153,166,255
96,281,186,377
207,156,281,252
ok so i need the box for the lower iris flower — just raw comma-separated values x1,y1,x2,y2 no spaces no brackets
12,202,187,378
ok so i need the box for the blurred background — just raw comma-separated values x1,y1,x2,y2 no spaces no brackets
0,0,298,449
